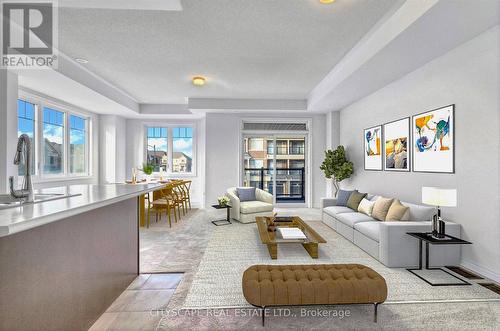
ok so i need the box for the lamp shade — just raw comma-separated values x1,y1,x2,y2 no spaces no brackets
422,187,457,207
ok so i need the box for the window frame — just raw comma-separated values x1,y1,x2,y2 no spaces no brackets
143,123,197,177
18,91,93,183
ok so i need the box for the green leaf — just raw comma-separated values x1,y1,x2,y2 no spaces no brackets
319,145,353,184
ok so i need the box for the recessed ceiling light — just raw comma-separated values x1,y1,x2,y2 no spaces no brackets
319,0,335,4
75,58,88,64
192,76,206,86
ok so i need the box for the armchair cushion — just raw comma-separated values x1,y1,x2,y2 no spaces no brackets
237,187,256,202
240,201,273,214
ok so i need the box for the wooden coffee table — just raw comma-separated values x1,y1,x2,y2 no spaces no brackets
256,216,326,259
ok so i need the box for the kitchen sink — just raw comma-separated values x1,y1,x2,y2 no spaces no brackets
0,193,82,210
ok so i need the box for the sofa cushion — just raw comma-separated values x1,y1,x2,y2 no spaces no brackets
354,222,380,242
358,198,375,216
337,189,354,206
372,197,394,221
237,187,256,202
401,201,435,221
347,191,367,210
323,206,353,217
240,201,273,214
336,212,376,228
385,199,410,221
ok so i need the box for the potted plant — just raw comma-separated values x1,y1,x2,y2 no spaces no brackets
320,145,354,197
141,163,154,181
217,195,230,207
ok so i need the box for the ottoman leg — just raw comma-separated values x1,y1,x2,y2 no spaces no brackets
374,303,379,323
262,307,266,326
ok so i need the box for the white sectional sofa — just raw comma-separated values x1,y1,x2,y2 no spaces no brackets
321,196,461,268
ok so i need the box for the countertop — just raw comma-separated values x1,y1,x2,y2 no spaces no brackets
0,183,162,238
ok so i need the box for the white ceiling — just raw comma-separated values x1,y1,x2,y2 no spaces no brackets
57,0,399,104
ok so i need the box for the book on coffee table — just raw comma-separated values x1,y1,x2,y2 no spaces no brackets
278,227,307,240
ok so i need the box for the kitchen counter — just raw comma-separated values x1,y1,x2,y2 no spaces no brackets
0,183,162,330
0,183,161,237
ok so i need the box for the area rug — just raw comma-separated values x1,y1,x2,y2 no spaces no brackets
182,220,499,309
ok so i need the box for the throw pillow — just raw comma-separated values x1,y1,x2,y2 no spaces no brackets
336,189,354,207
237,187,256,202
385,199,410,221
346,190,367,210
357,198,375,216
372,197,394,221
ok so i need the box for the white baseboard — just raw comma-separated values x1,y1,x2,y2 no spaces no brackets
461,260,500,283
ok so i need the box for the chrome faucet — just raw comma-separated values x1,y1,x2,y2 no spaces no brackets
9,134,34,202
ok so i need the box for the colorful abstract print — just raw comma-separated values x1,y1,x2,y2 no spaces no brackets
365,128,381,156
385,138,407,169
415,111,451,153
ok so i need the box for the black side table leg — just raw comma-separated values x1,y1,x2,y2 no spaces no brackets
425,242,429,269
418,239,423,270
226,208,231,223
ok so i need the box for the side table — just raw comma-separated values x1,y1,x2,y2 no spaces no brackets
211,204,232,226
406,232,472,286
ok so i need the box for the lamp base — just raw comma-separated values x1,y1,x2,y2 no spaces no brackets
437,219,446,238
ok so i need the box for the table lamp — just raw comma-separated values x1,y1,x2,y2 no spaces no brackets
422,187,457,238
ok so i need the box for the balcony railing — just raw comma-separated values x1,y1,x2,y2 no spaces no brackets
243,167,305,202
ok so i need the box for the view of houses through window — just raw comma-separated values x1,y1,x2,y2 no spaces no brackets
243,137,306,202
17,99,89,178
146,126,194,174
42,108,65,174
69,115,87,174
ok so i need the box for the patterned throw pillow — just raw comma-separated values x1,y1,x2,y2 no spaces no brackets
371,197,394,221
336,189,354,207
358,198,376,216
346,191,367,210
237,187,256,202
385,199,410,221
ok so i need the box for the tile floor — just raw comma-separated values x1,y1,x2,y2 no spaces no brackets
90,273,183,331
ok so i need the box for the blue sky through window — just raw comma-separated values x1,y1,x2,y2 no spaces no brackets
70,115,86,145
173,127,193,158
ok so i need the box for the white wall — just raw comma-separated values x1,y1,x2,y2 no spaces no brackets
337,25,500,281
325,111,340,198
205,112,327,208
99,115,126,183
125,118,206,208
0,70,19,194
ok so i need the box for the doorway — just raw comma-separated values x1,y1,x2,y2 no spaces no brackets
242,135,307,204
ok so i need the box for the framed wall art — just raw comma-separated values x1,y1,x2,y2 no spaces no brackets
364,125,382,171
383,117,410,172
412,104,455,173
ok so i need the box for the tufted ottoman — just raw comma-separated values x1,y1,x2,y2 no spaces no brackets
242,264,387,326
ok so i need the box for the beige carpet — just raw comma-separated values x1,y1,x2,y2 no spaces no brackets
183,220,500,309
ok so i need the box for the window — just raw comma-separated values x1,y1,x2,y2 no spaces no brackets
42,107,65,174
17,100,36,175
289,140,305,155
248,138,264,151
17,97,92,180
145,126,196,175
173,127,193,173
69,115,87,174
147,127,168,172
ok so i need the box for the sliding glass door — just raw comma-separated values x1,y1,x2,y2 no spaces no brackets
243,135,306,203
